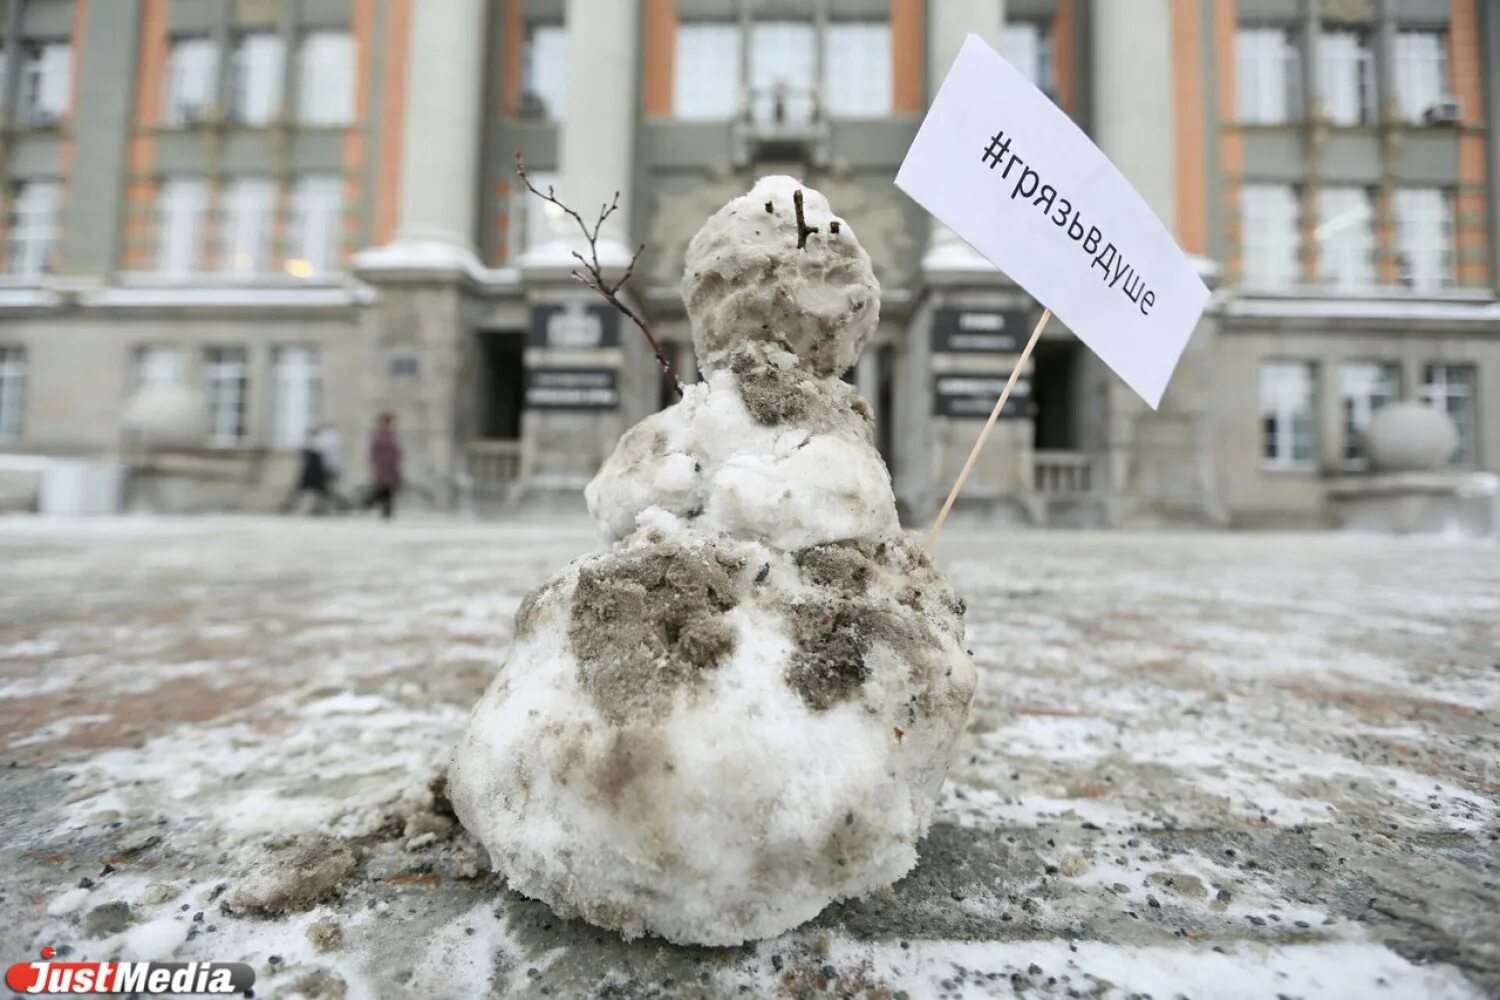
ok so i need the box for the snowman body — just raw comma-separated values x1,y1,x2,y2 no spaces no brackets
448,177,977,946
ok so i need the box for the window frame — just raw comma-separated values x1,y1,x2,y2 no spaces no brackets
203,346,250,448
1317,27,1375,126
7,179,62,278
134,345,185,392
220,176,277,275
155,176,209,276
1421,362,1478,466
295,30,355,126
673,20,742,121
19,40,71,126
520,21,568,121
1337,360,1401,468
1240,182,1301,291
1316,185,1376,291
822,19,892,119
1235,24,1302,124
270,345,322,449
1395,28,1449,124
288,174,343,276
0,345,26,442
1393,186,1455,292
1260,359,1319,470
230,31,285,126
162,35,220,127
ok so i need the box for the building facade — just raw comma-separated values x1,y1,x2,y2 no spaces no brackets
1,0,1497,525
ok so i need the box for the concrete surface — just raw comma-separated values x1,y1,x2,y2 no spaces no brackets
0,516,1496,998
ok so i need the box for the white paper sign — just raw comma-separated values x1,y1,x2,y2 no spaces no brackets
896,35,1210,409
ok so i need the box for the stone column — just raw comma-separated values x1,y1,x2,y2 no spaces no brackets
389,0,487,263
1091,0,1222,525
922,0,1006,272
526,0,639,268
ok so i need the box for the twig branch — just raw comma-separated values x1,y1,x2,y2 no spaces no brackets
793,189,819,249
515,152,683,398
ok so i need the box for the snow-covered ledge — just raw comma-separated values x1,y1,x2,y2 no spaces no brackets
518,235,636,286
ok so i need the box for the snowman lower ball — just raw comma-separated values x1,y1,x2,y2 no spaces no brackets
448,177,977,946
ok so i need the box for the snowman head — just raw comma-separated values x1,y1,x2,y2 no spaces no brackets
680,176,880,378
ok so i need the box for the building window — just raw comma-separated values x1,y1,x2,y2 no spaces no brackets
1003,22,1054,96
1339,362,1399,467
296,31,354,125
1240,183,1299,290
1236,26,1301,123
135,346,184,390
1318,29,1374,125
163,36,219,126
1317,186,1375,290
156,177,208,276
1396,30,1448,123
20,41,71,125
7,180,61,278
0,346,26,442
1394,188,1454,292
674,22,741,120
824,21,891,118
520,23,568,120
1422,364,1477,465
1261,361,1318,468
204,347,249,447
750,20,816,124
221,177,276,275
288,175,342,276
271,346,320,448
231,32,284,125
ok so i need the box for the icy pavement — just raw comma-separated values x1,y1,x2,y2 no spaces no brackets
0,516,1496,999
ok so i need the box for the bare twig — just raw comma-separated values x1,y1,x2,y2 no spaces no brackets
515,151,683,398
793,189,819,249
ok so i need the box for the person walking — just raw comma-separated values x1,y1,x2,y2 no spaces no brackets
363,412,402,520
315,423,351,511
280,428,330,515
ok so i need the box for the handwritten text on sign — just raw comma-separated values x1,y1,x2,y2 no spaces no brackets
896,35,1210,409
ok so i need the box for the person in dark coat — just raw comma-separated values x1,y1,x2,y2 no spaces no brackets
280,429,330,515
363,412,403,520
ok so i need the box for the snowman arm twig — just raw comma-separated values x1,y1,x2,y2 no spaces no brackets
516,152,684,398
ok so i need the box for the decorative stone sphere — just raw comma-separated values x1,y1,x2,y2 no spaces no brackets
680,175,881,378
1367,401,1459,472
121,384,209,450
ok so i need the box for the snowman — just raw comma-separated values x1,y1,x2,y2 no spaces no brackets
448,176,977,946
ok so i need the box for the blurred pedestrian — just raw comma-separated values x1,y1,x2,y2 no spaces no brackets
363,412,402,520
280,428,330,515
315,423,352,511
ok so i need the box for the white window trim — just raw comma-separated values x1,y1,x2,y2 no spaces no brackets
220,177,277,275
156,177,209,276
20,41,71,125
823,20,892,119
1241,183,1300,291
270,346,321,449
163,36,220,127
1421,363,1478,466
203,347,250,447
8,180,62,278
1316,186,1376,290
0,346,26,442
673,21,741,121
288,175,343,276
296,31,355,126
1338,361,1400,467
231,32,285,126
1260,360,1318,469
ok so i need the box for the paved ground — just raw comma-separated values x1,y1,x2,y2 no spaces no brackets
0,516,1496,999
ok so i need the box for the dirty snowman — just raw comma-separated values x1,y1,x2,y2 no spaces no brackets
448,176,978,947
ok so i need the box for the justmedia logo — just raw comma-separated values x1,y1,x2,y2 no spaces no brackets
5,947,256,995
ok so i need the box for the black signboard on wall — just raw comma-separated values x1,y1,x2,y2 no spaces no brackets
529,302,621,349
932,374,1036,419
525,368,619,410
931,308,1029,353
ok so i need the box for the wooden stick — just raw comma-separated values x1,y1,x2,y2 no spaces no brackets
924,308,1051,551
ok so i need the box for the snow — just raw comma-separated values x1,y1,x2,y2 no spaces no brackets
1,519,1497,995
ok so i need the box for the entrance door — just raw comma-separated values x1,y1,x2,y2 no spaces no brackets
479,331,525,440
